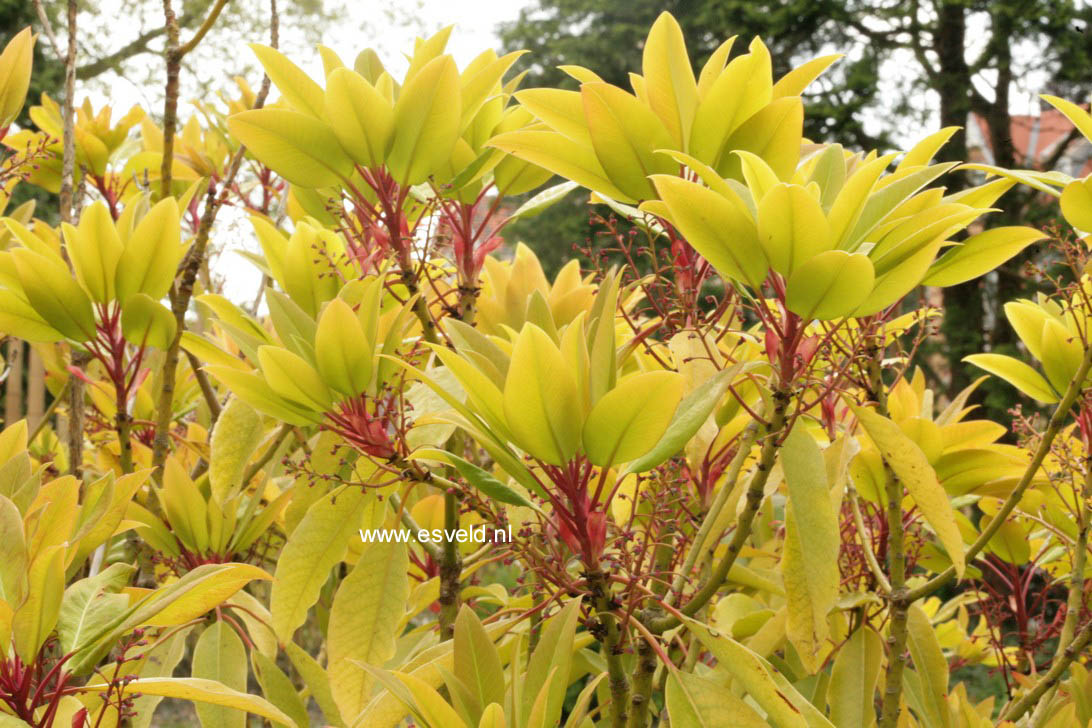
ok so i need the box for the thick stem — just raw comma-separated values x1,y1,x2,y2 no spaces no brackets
115,406,133,474
648,387,791,634
624,618,658,728
588,569,629,728
437,486,461,640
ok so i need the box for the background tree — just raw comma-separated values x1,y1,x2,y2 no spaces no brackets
500,0,1092,419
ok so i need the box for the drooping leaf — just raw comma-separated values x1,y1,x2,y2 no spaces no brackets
850,404,965,577
271,485,367,642
328,539,410,720
666,668,767,728
828,627,883,728
779,425,840,673
192,620,249,728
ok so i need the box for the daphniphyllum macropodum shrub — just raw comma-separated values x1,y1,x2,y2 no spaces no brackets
1,8,1092,728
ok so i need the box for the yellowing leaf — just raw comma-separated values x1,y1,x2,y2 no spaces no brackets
315,298,374,398
489,129,632,202
250,43,325,117
0,27,34,127
582,370,683,467
79,678,293,727
1061,177,1092,233
142,563,272,628
454,606,506,715
271,485,367,642
258,345,333,413
63,201,122,302
906,604,951,728
502,324,583,465
115,197,184,303
388,55,461,185
209,397,264,503
850,404,965,577
120,293,177,349
779,426,839,673
581,82,675,202
328,540,409,721
784,250,874,320
682,618,809,728
666,668,767,728
11,248,96,341
12,544,64,663
228,109,352,188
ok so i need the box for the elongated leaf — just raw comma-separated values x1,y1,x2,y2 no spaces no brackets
666,668,767,728
388,55,461,185
328,540,410,720
271,485,367,641
851,404,965,577
828,627,882,728
253,651,311,728
209,397,264,503
924,227,1045,287
963,353,1058,404
683,618,808,728
411,449,537,509
78,678,292,726
503,323,583,465
455,606,506,717
905,604,951,728
193,620,248,728
228,109,352,188
780,426,840,673
785,250,874,321
582,370,683,467
622,363,749,475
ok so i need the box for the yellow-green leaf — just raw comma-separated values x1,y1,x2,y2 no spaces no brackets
0,27,34,127
79,678,292,727
11,248,95,341
324,68,393,168
923,227,1045,287
316,298,374,398
642,12,699,147
209,397,264,503
666,668,767,728
121,293,177,349
784,250,874,320
193,620,248,728
828,627,883,728
228,109,352,188
651,174,766,288
388,55,461,185
582,370,683,467
115,197,184,303
328,539,409,721
258,345,333,413
758,183,832,276
250,43,325,117
503,324,583,465
780,425,839,673
271,485,367,642
850,404,965,577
